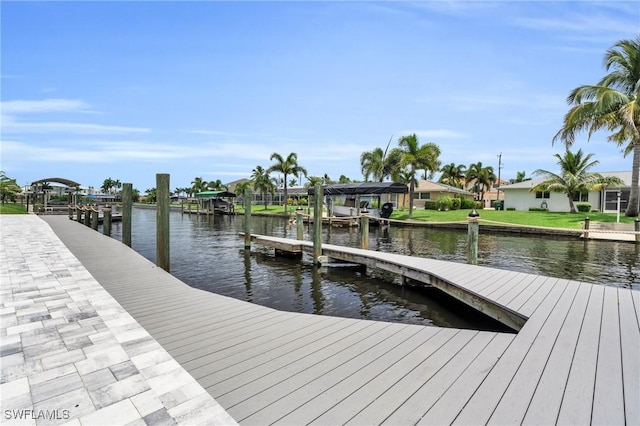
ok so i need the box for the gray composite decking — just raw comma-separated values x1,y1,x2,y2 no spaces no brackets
42,216,639,425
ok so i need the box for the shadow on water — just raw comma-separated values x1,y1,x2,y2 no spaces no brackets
106,208,638,332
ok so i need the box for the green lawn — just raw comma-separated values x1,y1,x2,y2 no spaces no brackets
0,203,27,214
390,208,637,229
238,204,636,230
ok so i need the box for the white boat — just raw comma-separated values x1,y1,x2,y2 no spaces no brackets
308,182,407,222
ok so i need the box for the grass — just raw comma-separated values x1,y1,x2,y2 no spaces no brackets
390,208,637,229
173,202,637,230
0,203,28,214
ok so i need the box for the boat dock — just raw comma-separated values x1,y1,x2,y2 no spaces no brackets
2,215,638,425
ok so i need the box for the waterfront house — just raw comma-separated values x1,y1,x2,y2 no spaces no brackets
400,180,475,209
500,171,638,213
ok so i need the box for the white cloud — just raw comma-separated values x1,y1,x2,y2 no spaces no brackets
1,98,89,114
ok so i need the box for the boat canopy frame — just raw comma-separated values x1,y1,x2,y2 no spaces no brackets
307,182,408,196
194,190,237,199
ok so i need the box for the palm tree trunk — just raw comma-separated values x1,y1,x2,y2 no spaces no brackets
625,144,639,217
408,169,415,219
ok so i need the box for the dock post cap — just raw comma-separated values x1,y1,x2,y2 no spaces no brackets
468,208,480,218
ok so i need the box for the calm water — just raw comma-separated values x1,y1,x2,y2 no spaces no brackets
106,208,638,329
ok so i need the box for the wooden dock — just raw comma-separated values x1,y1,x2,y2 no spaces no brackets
41,216,639,425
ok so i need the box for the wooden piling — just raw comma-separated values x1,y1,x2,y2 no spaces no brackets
584,216,590,239
84,206,91,227
77,206,83,224
68,205,73,220
102,206,112,236
122,183,132,247
244,188,252,249
91,208,98,230
635,218,639,244
296,210,304,240
360,214,369,249
156,173,170,272
468,209,479,265
313,183,323,264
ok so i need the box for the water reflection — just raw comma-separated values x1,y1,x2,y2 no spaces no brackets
106,208,638,331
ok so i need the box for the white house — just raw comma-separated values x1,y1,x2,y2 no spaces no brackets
501,171,638,213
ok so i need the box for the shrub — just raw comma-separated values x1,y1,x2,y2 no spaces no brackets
424,200,438,210
529,207,549,212
506,207,516,211
436,196,453,211
298,197,308,206
474,201,483,210
576,202,591,213
451,197,461,210
460,198,475,209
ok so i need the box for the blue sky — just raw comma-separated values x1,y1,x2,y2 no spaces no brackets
2,1,638,192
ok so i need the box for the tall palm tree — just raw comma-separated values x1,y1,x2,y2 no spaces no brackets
191,177,208,194
439,163,466,188
207,179,228,191
532,149,619,213
360,138,403,182
553,36,639,217
466,162,496,201
397,134,441,218
251,166,275,210
267,152,308,213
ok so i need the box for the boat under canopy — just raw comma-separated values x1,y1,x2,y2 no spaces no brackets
194,190,237,198
307,182,408,196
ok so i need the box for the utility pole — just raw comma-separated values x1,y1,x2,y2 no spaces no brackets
497,153,502,201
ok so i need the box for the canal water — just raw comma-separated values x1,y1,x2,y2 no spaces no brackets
106,208,638,330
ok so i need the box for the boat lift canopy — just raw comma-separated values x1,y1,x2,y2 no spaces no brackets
307,182,408,196
194,190,237,198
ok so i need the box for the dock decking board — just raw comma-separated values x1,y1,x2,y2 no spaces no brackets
39,217,639,425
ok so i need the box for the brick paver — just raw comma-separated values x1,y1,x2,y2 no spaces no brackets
1,215,237,425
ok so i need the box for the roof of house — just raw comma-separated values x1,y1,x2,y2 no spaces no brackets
501,171,635,190
414,180,475,196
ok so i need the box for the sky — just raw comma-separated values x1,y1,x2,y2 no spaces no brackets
1,1,638,193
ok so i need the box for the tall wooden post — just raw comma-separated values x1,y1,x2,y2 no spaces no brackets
84,207,91,226
68,205,73,220
103,206,112,236
91,208,98,230
296,208,304,240
635,218,639,244
157,173,170,272
313,183,323,264
467,209,479,265
360,214,369,249
244,188,252,249
77,206,83,223
122,183,132,247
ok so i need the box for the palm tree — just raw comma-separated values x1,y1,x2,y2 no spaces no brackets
251,165,276,210
360,137,404,182
0,171,21,204
439,163,466,188
532,149,619,213
267,152,308,213
191,177,208,194
466,162,496,201
397,134,441,218
553,36,639,217
207,179,228,191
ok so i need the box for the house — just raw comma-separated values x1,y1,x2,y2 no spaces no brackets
399,180,475,209
500,171,638,213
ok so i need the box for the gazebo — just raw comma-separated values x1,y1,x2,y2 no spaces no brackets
30,177,82,212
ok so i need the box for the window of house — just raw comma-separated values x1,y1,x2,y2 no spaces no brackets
412,192,430,200
572,192,589,202
535,191,550,199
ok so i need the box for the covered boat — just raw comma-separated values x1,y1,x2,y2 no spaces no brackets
308,182,407,219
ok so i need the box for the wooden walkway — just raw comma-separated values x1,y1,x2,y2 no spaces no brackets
42,217,639,425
